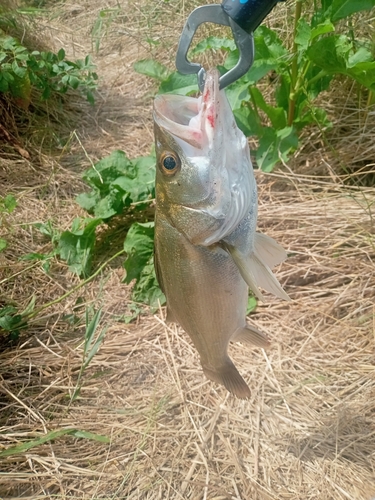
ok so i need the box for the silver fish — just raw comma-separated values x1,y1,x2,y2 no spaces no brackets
153,69,289,399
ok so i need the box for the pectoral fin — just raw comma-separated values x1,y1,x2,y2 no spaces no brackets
232,324,270,348
222,240,290,302
202,359,251,399
221,242,264,300
254,232,287,267
251,252,290,301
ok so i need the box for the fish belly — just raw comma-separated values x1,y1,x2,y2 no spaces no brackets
155,211,253,397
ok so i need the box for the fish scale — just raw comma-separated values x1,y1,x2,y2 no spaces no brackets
153,69,290,398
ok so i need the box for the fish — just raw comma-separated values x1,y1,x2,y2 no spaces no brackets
153,69,290,399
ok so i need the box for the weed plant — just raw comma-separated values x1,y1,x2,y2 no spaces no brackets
136,0,375,171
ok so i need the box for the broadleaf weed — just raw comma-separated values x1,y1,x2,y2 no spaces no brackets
134,0,375,171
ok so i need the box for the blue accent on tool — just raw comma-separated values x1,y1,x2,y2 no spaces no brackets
222,0,284,34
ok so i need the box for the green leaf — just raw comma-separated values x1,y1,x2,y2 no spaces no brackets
295,17,311,52
245,59,279,84
307,35,375,91
346,61,375,91
256,126,298,172
0,306,26,333
68,75,80,89
246,296,257,314
0,306,18,318
294,105,332,131
122,222,164,308
190,36,236,56
75,191,100,213
224,48,240,70
0,309,26,332
158,72,198,95
19,252,51,261
304,66,333,101
58,218,102,277
69,430,110,443
0,194,17,213
113,156,155,208
123,222,155,284
225,78,250,111
348,46,373,67
0,428,110,457
321,0,334,12
0,429,71,457
21,295,36,316
83,307,107,368
250,87,287,130
331,0,375,22
253,26,288,65
84,308,102,354
57,48,65,61
233,106,263,137
82,150,134,191
83,327,106,368
2,70,14,83
307,34,350,73
310,20,335,40
11,60,27,79
77,150,155,219
0,74,9,92
275,75,291,111
34,221,61,244
133,59,170,81
86,90,95,105
122,303,142,324
131,259,165,309
91,191,124,219
0,238,7,252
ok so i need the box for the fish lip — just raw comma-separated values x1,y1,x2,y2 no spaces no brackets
153,94,197,127
200,68,221,134
153,95,203,149
153,69,221,149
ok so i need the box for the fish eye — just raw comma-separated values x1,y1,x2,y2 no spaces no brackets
160,152,180,176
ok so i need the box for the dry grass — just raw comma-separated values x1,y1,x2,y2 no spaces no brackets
1,1,375,499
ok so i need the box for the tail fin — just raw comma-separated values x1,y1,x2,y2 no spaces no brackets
223,233,290,302
203,359,251,399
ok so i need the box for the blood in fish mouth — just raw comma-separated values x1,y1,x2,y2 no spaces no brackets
207,112,215,128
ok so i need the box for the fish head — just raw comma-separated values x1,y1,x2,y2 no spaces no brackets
153,69,256,245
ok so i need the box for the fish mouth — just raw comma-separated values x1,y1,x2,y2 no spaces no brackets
153,69,221,150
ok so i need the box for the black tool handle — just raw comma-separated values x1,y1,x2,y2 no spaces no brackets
221,0,285,34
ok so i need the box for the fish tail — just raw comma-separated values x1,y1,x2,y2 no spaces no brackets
232,325,270,348
203,360,251,399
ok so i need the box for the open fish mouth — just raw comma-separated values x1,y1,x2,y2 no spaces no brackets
153,94,203,149
153,69,224,150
